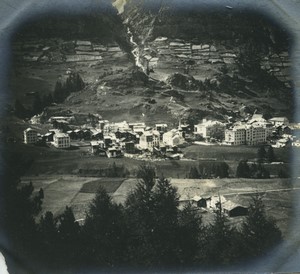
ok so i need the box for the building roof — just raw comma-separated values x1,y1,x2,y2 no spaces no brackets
55,133,69,138
156,123,168,127
269,117,289,122
191,195,202,202
222,200,247,211
196,119,225,127
90,140,104,146
24,127,36,133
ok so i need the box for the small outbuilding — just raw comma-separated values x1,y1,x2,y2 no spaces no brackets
191,195,207,208
222,200,248,217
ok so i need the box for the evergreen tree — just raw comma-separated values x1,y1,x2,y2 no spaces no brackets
202,202,239,264
56,206,81,265
236,160,250,178
266,145,275,162
125,166,184,266
125,165,157,265
257,146,266,162
188,166,200,179
14,99,28,118
215,162,229,178
178,203,203,265
151,177,180,265
53,80,64,103
83,187,127,266
240,195,282,258
57,206,80,242
136,163,156,192
278,168,289,178
38,211,58,253
32,93,43,114
39,211,57,239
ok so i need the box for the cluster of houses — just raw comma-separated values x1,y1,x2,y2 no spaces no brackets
23,117,188,158
23,112,297,158
180,194,248,218
194,114,293,147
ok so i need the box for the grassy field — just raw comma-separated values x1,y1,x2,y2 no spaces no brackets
21,174,297,237
4,142,291,179
182,144,291,162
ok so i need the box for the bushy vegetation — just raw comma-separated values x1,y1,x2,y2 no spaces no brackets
13,71,85,119
236,160,270,179
187,161,229,179
1,159,283,272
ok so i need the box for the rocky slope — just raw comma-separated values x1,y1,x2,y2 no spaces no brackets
9,1,294,125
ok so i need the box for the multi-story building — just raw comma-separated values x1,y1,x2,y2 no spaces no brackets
139,130,160,150
194,119,225,139
23,128,38,144
53,133,70,148
155,123,168,132
129,122,146,134
103,121,130,134
225,124,267,145
268,117,289,127
245,125,267,145
225,125,246,145
163,129,185,147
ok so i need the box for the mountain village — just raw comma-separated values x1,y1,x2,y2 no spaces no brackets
23,111,298,161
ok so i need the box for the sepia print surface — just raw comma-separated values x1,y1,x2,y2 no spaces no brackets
1,0,300,272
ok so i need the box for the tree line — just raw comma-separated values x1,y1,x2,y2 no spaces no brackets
1,161,282,272
187,161,229,179
14,71,85,119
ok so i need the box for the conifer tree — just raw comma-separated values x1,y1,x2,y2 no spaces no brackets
266,145,275,162
240,195,282,258
83,187,127,266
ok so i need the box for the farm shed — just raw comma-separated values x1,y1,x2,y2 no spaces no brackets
191,195,208,208
222,200,248,217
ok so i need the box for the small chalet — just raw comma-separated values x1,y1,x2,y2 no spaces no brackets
106,147,123,158
155,123,168,133
42,132,54,142
91,130,103,140
191,195,208,208
222,201,248,217
90,140,106,155
139,130,160,150
115,131,138,143
124,141,135,154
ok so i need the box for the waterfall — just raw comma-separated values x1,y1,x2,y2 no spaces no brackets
127,27,146,73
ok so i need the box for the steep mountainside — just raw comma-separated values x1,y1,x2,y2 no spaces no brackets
9,1,294,125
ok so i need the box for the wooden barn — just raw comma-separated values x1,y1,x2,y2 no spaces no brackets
222,200,248,217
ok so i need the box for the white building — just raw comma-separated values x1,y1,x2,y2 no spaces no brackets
139,130,160,150
245,125,267,145
106,147,123,158
225,125,246,145
53,133,70,148
90,140,105,154
163,129,185,147
269,117,289,127
194,119,225,138
24,128,38,144
225,124,267,145
103,121,130,134
155,123,168,132
129,122,146,134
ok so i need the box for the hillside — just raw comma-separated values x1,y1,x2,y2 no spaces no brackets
8,1,294,125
